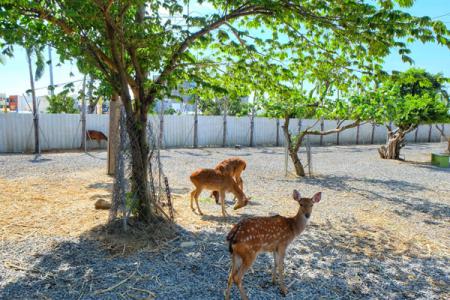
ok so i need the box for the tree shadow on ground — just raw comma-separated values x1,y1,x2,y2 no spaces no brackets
402,160,450,174
173,150,212,157
199,213,253,225
1,217,447,299
85,152,107,161
29,157,52,163
298,174,450,219
87,182,113,190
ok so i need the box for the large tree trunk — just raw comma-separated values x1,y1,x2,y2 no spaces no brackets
378,134,403,159
282,116,306,177
26,48,40,155
125,111,154,222
289,150,306,176
378,127,412,160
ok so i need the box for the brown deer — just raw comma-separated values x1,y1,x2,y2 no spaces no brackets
225,190,321,300
190,168,250,217
84,130,108,148
211,157,247,204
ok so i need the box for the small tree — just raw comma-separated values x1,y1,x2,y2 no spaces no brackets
376,69,449,159
47,91,78,113
262,80,371,176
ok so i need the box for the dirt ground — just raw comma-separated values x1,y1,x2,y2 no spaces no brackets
0,143,449,299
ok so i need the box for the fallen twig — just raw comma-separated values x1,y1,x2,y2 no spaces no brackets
4,260,55,279
129,287,156,298
93,270,136,295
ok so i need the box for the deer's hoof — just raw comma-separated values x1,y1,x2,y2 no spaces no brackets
280,287,288,296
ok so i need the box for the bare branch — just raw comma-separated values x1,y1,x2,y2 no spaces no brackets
435,124,447,138
304,120,363,136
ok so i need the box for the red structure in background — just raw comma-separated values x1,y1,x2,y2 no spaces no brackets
8,95,18,112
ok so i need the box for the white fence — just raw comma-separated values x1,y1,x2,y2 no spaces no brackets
0,113,449,153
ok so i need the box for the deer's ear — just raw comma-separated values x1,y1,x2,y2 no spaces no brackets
312,192,322,203
292,189,301,201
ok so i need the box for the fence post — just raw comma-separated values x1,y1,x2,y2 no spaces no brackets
428,124,432,143
414,126,419,143
370,122,375,144
275,119,280,146
80,75,87,152
355,123,360,145
319,118,324,146
193,96,198,148
222,97,227,147
249,106,255,147
336,119,340,145
159,100,164,149
298,119,302,134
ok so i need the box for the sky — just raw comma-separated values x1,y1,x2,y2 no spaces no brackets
0,0,449,97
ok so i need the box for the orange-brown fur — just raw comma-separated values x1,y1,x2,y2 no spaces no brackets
225,190,321,299
189,168,250,217
86,130,108,142
211,158,246,204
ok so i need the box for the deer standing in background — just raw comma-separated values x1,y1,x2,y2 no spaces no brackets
225,190,321,299
190,168,250,217
84,130,108,148
211,157,247,204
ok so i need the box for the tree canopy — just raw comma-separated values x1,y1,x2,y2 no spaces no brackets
373,68,450,159
374,68,449,130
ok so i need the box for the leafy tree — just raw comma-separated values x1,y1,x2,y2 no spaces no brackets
164,107,177,115
2,1,449,222
47,91,78,114
375,69,449,159
261,73,374,176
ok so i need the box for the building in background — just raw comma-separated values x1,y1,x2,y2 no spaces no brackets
154,81,195,114
0,94,50,113
0,93,7,112
8,95,18,111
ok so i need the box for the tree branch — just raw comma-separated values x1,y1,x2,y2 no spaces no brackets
153,5,272,92
17,3,139,95
435,124,447,138
304,120,363,136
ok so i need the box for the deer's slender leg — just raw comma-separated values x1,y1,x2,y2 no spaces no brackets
225,255,239,300
272,251,278,284
220,190,229,217
194,188,203,215
190,189,196,211
235,252,254,300
276,248,288,295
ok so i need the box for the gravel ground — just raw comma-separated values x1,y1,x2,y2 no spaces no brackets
0,143,449,299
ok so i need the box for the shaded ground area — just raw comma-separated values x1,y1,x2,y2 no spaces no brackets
0,143,449,299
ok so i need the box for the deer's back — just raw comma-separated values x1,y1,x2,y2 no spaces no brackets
227,215,294,254
190,168,234,189
216,158,246,176
87,130,107,140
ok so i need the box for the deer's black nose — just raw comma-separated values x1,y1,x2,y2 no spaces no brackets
305,213,310,219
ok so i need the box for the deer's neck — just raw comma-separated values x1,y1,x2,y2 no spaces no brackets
230,184,244,199
289,211,309,235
